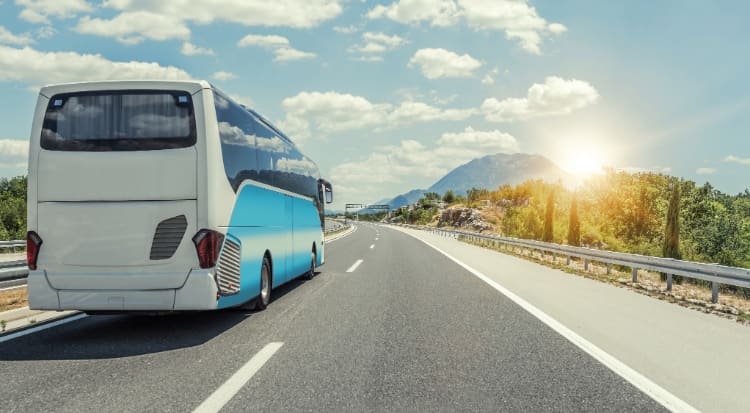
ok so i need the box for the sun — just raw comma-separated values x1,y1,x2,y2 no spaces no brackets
563,149,605,176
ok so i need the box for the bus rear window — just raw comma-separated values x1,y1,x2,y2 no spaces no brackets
41,91,196,151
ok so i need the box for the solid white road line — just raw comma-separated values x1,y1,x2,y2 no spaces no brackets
193,342,284,413
346,259,364,273
369,244,375,249
398,229,699,413
325,225,357,243
0,313,87,344
0,284,26,292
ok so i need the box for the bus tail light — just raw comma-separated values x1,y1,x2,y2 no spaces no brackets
192,229,224,269
27,231,43,270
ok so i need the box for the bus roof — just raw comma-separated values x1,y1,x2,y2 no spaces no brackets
39,80,211,97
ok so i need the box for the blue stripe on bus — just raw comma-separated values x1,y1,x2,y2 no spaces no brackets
216,183,322,309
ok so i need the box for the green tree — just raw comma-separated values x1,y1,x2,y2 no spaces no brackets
542,191,554,242
568,195,581,246
522,208,543,240
442,190,455,204
663,180,682,260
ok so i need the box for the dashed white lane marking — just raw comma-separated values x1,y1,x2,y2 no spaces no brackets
193,342,284,413
0,313,87,344
398,229,699,413
369,244,375,249
346,259,364,273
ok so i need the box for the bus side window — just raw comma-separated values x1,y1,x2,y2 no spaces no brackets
253,116,286,189
214,91,259,191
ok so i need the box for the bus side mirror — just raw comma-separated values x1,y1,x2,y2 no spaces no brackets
325,187,333,204
319,179,333,204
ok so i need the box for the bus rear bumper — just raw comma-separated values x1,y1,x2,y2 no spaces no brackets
27,270,220,311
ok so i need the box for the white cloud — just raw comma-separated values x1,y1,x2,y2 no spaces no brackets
363,32,407,48
481,67,499,85
367,0,460,27
724,155,750,165
0,139,29,168
237,34,316,62
212,71,236,80
278,91,475,142
238,34,290,48
279,91,390,141
75,11,190,44
437,126,519,153
0,26,34,46
349,32,407,60
181,42,214,56
408,48,482,79
17,0,93,24
36,26,57,39
101,0,343,29
330,127,518,204
356,55,384,62
368,0,566,54
0,45,191,87
388,101,476,124
696,167,716,175
481,76,598,122
333,25,359,34
274,47,316,62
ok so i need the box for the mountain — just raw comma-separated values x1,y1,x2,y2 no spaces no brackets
376,153,571,207
428,153,572,195
378,188,427,209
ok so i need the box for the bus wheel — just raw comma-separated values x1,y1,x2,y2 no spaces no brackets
304,251,316,280
256,257,272,310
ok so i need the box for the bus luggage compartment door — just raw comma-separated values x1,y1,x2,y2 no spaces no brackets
37,200,198,290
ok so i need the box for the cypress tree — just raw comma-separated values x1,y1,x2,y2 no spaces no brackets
542,191,555,242
568,195,580,246
663,181,682,260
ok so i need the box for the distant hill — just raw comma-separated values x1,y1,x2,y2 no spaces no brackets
428,153,571,195
377,153,571,207
380,188,427,209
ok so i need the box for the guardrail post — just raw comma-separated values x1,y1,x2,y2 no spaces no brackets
584,259,589,271
606,263,611,275
566,256,570,265
632,268,638,283
666,274,673,291
712,281,719,303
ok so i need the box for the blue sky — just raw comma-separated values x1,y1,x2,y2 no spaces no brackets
0,0,748,208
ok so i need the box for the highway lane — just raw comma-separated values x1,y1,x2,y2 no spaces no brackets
0,223,664,412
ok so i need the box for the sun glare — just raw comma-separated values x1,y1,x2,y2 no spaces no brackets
564,149,605,176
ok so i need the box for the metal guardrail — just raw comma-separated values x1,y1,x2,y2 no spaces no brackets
400,224,750,303
0,240,24,250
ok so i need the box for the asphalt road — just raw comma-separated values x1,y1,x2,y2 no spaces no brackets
0,223,664,412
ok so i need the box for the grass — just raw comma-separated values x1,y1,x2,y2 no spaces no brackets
459,235,750,324
0,287,28,312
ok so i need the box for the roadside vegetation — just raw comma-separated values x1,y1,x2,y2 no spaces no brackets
0,176,26,241
392,169,750,269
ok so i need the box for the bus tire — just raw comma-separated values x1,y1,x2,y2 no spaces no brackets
256,257,272,311
304,251,316,280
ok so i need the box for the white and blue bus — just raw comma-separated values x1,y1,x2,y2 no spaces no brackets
26,80,333,312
